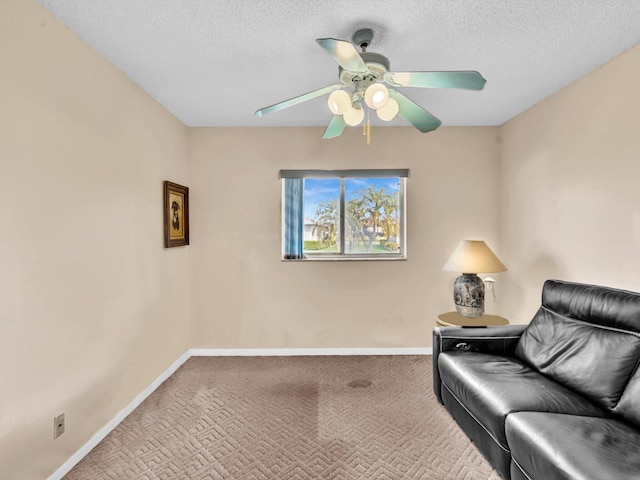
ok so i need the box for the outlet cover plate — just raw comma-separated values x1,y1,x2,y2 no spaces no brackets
54,413,65,439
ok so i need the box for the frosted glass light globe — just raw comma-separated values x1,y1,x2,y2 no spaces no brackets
376,98,399,121
327,90,352,115
344,106,364,126
364,83,389,109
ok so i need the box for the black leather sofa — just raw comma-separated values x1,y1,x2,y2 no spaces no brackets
433,279,640,480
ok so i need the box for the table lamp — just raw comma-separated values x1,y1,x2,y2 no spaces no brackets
442,240,507,318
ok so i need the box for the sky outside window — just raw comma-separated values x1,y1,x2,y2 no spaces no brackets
303,178,340,220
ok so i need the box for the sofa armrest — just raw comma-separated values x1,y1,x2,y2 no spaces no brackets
432,324,528,403
435,324,528,355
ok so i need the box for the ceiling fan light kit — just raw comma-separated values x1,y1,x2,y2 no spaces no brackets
327,89,352,115
376,97,399,121
363,83,390,110
255,28,486,140
343,104,365,126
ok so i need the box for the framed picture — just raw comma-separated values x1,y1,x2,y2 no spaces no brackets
164,181,189,248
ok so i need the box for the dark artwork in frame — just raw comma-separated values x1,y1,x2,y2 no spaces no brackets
164,181,189,248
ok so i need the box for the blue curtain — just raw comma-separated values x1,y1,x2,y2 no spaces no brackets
283,178,304,259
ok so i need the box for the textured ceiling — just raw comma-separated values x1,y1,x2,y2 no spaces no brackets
39,0,640,128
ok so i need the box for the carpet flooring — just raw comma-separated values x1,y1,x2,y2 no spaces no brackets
63,356,500,479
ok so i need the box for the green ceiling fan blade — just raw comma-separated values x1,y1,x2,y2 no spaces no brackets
316,38,369,73
255,84,343,117
389,89,442,133
385,71,486,90
322,115,347,139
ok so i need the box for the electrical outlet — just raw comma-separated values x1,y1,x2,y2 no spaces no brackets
54,413,65,439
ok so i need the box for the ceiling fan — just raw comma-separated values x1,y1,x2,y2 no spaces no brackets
255,28,486,139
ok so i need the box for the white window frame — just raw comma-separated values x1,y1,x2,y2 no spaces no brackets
281,169,408,261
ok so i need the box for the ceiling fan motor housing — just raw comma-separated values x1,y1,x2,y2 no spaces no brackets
339,52,391,86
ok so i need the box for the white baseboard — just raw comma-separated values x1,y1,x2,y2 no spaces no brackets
47,346,431,479
190,347,432,356
47,350,191,480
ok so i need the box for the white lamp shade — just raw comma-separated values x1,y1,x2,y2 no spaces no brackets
442,240,507,273
376,98,399,121
343,106,364,126
364,83,389,109
327,90,352,115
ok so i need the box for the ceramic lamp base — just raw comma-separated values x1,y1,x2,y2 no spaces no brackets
453,273,485,318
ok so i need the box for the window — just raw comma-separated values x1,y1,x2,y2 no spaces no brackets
281,169,408,260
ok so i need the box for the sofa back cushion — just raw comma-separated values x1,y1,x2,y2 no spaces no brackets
515,280,640,411
615,368,640,428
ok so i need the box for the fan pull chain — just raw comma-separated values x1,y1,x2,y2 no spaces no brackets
362,107,369,136
363,108,371,145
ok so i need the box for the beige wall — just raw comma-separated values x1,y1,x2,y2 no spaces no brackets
500,44,640,322
188,126,502,349
0,2,190,479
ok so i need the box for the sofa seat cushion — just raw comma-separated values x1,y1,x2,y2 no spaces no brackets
438,351,605,449
506,412,640,480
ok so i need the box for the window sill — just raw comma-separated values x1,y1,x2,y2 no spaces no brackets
283,255,407,262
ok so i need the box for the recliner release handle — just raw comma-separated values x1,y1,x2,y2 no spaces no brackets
455,342,470,351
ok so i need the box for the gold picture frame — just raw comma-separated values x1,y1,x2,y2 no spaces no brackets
164,181,189,248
